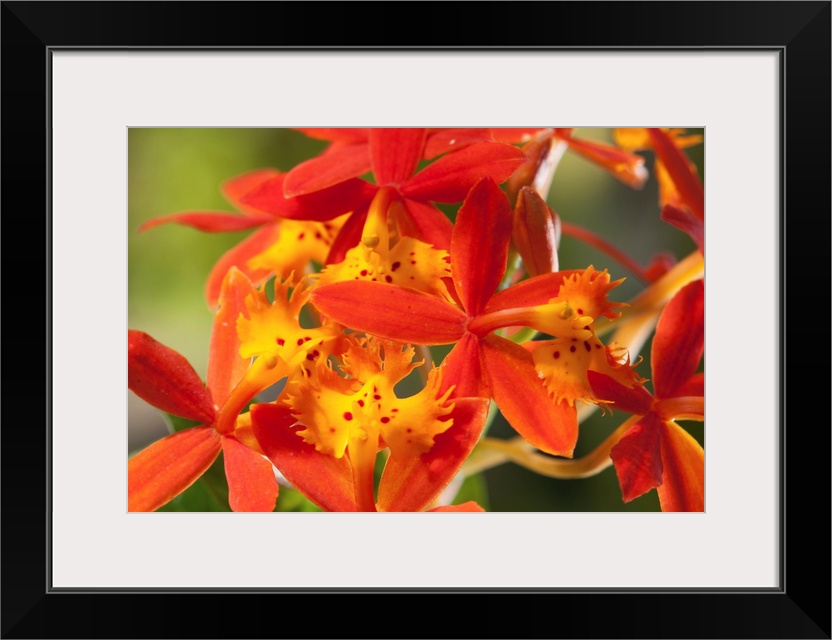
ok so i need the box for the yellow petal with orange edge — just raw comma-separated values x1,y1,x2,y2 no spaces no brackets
381,367,455,458
286,363,363,458
533,336,643,408
288,341,452,460
246,216,346,277
555,266,626,321
340,337,420,388
236,276,338,368
315,236,450,299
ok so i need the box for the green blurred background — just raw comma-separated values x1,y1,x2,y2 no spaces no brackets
128,128,704,512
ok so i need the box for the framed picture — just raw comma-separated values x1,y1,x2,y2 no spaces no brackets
4,2,828,638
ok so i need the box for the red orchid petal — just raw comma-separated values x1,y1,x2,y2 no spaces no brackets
489,128,546,144
128,427,221,512
652,279,704,399
128,330,216,424
450,177,513,316
310,282,467,345
204,225,281,309
369,128,426,185
647,129,704,221
325,208,368,265
207,268,257,406
587,371,654,416
675,372,704,397
657,421,704,512
138,212,273,233
283,144,372,198
251,403,357,512
377,397,490,512
221,168,282,216
400,142,526,203
609,413,664,503
661,204,704,252
242,173,377,222
294,128,369,145
222,435,278,512
428,501,485,512
423,128,492,159
395,199,453,250
483,271,579,314
558,135,648,189
480,334,578,457
439,332,491,398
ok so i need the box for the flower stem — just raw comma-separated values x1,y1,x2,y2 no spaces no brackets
464,416,640,479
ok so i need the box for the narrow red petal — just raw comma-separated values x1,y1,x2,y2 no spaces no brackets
661,204,704,252
396,199,453,250
370,128,426,185
221,168,282,215
283,144,372,197
483,271,579,314
325,209,367,265
128,427,221,512
310,282,467,345
439,332,491,398
204,225,281,309
251,403,357,512
400,142,526,203
587,371,654,416
657,421,704,512
450,177,513,316
138,212,273,233
428,501,485,512
377,397,490,512
652,279,704,399
647,128,704,221
222,435,278,512
242,173,377,222
675,372,704,397
423,128,491,158
207,268,257,406
480,334,578,457
558,135,648,189
128,330,216,424
609,413,664,503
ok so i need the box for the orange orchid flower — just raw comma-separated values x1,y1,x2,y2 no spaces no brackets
242,128,526,260
128,268,341,512
127,268,278,512
425,127,649,189
310,177,643,458
250,337,490,512
587,279,704,511
139,168,374,307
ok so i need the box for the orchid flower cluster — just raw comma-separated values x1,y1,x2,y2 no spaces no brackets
128,127,704,513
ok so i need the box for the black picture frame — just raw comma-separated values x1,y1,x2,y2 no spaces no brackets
2,2,829,638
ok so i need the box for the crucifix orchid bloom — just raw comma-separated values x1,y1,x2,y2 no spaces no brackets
250,337,490,512
127,268,279,512
588,279,705,511
242,128,526,259
139,168,372,308
310,177,643,458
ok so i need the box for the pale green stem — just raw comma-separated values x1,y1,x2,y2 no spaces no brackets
463,416,640,479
